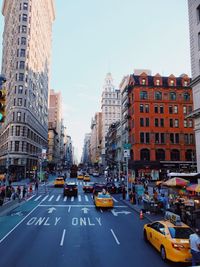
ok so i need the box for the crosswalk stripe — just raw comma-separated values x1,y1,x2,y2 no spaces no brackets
42,195,49,202
71,196,74,202
34,195,42,201
85,195,89,202
112,197,118,203
48,195,54,201
78,195,81,202
56,195,61,201
63,196,67,202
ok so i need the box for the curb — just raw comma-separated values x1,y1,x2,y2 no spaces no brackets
0,199,21,216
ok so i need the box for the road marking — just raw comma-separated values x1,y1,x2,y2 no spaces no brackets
85,195,89,202
68,206,71,213
63,196,67,202
71,196,74,202
112,197,118,203
48,195,54,201
100,209,103,213
41,195,49,202
111,229,120,245
0,198,44,244
39,204,127,208
78,195,81,202
56,195,61,201
34,195,42,201
60,229,66,246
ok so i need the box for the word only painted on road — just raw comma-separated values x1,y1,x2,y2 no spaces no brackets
26,217,61,226
72,217,102,227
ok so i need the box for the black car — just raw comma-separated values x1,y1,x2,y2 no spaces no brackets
114,182,125,193
83,182,94,193
106,182,117,194
63,183,78,197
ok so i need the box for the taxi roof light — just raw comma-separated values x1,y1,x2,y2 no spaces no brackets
165,211,182,226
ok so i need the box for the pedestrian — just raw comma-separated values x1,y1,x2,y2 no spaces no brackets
122,185,126,200
22,185,27,199
17,186,21,197
35,180,38,193
189,229,200,266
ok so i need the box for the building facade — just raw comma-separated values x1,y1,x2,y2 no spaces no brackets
101,73,121,166
127,72,196,179
81,133,91,165
90,112,102,164
0,0,55,178
188,0,200,172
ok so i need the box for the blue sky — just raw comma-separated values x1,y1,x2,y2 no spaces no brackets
0,0,191,161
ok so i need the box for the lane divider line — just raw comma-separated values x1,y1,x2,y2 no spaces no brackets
60,229,66,246
68,206,71,213
111,229,120,245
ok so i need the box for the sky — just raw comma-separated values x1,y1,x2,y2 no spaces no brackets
0,0,191,161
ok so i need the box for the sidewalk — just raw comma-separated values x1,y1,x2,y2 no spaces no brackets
122,199,164,222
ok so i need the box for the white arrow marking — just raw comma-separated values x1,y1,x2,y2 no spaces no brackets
48,207,56,214
81,207,90,214
111,209,131,216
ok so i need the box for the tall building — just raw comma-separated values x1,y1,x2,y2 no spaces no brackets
188,0,200,172
0,0,55,178
127,72,195,179
90,112,102,164
82,133,91,165
101,73,121,166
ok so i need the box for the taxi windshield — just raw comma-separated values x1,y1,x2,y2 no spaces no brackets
98,194,111,198
168,227,193,239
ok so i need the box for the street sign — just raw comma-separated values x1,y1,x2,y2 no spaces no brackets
124,149,130,158
123,143,131,149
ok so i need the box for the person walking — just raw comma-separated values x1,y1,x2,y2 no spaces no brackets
122,185,126,200
22,185,27,199
35,180,39,194
189,229,200,266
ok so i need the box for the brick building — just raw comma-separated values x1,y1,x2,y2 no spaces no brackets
127,72,196,179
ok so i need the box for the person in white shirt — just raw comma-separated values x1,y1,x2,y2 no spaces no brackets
189,229,200,266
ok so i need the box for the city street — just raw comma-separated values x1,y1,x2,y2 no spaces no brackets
0,178,185,267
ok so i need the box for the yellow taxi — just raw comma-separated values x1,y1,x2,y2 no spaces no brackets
94,191,114,208
77,174,84,180
143,212,193,263
54,177,65,187
83,175,90,182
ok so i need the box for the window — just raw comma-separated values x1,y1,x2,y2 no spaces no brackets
140,133,144,143
145,104,149,113
161,133,165,144
160,106,164,114
155,91,162,100
170,133,174,144
169,106,173,114
171,149,180,161
16,61,18,69
154,105,158,113
183,81,188,87
146,118,149,127
16,126,20,136
155,118,159,127
140,118,144,127
15,141,20,152
190,134,194,144
186,150,193,161
140,149,150,161
184,134,189,145
174,105,178,113
22,25,27,33
19,73,24,81
20,49,25,57
198,32,200,50
170,80,175,86
170,92,176,100
197,4,200,23
23,2,28,10
19,61,25,69
22,126,25,136
174,119,179,128
17,98,22,106
11,126,14,136
22,141,25,152
141,78,146,85
175,133,179,144
160,118,164,127
140,104,144,113
184,120,187,127
156,149,165,161
183,93,190,101
18,85,23,94
155,133,159,143
22,14,27,22
189,120,193,128
170,119,173,127
146,133,150,143
183,106,187,114
17,112,21,122
21,37,26,45
156,79,160,86
140,91,148,100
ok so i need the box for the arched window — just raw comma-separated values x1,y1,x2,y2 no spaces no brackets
156,149,165,161
140,149,150,161
140,91,148,100
170,92,176,100
183,93,190,101
170,149,180,161
155,91,162,100
185,150,193,161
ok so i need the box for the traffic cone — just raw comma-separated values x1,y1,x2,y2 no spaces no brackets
140,210,144,220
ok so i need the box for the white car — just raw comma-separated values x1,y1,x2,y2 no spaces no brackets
92,172,100,177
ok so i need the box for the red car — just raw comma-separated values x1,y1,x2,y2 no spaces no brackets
83,182,94,193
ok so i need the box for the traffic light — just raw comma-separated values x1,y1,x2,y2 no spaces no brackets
0,75,6,123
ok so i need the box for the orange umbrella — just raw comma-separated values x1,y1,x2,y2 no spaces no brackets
163,177,189,187
186,184,200,192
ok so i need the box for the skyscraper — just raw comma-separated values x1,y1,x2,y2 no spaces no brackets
0,0,55,178
101,73,121,166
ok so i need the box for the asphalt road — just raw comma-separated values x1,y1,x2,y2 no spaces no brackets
0,176,188,267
